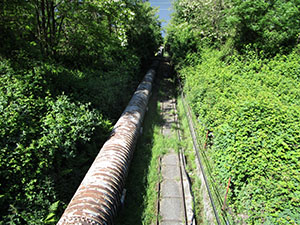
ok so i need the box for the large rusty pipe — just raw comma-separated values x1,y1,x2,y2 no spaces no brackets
58,60,160,225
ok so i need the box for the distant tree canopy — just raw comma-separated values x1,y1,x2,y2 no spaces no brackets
0,0,162,66
166,0,300,61
230,0,300,53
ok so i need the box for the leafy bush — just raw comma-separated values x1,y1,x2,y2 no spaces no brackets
40,94,107,159
0,60,111,224
167,0,300,57
230,0,300,55
179,48,300,223
214,98,300,223
166,22,198,65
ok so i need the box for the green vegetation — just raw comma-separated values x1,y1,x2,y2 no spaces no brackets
2,0,300,223
0,0,162,224
166,0,300,223
179,49,300,224
166,0,300,65
176,95,204,224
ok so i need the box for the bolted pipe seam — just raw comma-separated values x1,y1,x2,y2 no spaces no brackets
57,61,159,225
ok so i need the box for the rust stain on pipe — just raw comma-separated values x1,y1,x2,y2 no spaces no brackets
57,61,159,225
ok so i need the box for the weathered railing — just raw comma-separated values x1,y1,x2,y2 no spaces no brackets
58,60,159,225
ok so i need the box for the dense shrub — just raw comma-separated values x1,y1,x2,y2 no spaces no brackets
180,48,300,223
168,0,300,223
166,0,300,60
229,0,300,55
0,60,112,224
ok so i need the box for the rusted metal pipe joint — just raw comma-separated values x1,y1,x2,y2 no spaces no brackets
57,61,159,225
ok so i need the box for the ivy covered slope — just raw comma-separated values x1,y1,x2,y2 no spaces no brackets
166,0,300,224
0,0,162,224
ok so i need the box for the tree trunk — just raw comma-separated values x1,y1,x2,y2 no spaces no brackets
50,0,56,56
41,0,48,56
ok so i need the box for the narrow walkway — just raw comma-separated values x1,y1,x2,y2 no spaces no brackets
158,60,194,225
160,97,184,225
